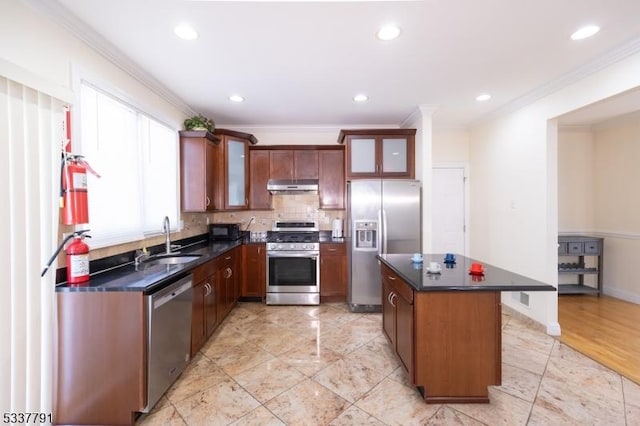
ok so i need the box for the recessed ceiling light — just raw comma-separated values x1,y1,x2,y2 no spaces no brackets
571,25,600,40
476,93,491,102
229,95,244,102
174,24,198,41
353,94,368,102
377,25,401,41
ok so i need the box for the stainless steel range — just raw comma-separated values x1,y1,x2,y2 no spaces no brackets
266,221,320,305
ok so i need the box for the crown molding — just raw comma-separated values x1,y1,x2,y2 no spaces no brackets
24,0,197,117
219,124,401,133
472,36,640,128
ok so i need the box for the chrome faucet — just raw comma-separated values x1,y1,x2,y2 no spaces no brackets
163,216,171,254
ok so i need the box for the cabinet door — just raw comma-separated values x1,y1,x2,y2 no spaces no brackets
382,137,408,174
191,280,206,356
243,244,266,298
204,278,217,338
382,280,395,346
320,243,347,300
226,138,248,209
294,150,319,179
348,137,377,176
269,150,294,180
205,141,218,210
395,291,414,379
249,150,271,209
318,150,345,209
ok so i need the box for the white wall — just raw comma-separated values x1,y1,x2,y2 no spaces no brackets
470,50,640,333
558,128,595,231
0,1,187,129
593,112,640,302
432,128,470,164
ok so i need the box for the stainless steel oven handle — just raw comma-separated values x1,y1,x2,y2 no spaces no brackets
266,251,320,258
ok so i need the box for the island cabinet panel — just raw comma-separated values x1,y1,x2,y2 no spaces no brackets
381,266,414,380
381,262,502,404
56,292,145,425
413,291,501,403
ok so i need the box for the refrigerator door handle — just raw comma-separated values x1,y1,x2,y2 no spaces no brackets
377,209,383,255
382,209,388,254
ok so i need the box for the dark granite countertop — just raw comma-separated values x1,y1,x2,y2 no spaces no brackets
56,240,243,294
378,253,556,292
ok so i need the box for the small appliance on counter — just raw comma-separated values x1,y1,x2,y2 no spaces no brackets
208,223,242,241
332,218,343,238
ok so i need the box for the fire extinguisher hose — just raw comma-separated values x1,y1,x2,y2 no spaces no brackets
41,230,91,278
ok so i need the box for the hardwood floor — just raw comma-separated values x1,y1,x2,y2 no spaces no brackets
558,294,640,385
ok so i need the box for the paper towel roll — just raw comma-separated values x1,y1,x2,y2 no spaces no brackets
332,218,343,238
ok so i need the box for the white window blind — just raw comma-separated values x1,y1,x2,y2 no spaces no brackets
79,83,178,247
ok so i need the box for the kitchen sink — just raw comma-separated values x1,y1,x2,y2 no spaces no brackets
144,254,202,265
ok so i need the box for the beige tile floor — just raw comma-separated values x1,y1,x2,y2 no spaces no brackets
139,303,640,425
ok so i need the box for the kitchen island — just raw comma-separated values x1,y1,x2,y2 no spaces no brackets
377,253,555,404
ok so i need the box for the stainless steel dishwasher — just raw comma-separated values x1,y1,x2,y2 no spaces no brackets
143,274,193,412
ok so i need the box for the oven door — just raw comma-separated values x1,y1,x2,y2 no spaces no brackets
266,251,320,294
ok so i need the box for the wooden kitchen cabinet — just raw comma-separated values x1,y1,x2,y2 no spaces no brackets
213,129,258,211
382,267,414,379
338,129,416,179
318,149,345,209
249,150,271,209
179,130,220,211
191,259,218,356
243,243,266,299
269,148,319,180
320,242,347,302
380,263,501,403
56,292,146,425
216,248,239,322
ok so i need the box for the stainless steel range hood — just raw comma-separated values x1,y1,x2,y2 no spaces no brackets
267,179,319,194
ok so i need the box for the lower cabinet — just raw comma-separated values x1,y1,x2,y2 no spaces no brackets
56,292,146,425
191,260,218,356
191,247,240,356
382,269,414,379
320,242,347,302
242,243,266,298
380,263,501,403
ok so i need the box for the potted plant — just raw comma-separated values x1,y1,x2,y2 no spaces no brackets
183,114,215,132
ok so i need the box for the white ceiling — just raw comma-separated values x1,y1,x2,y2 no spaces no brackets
44,0,640,128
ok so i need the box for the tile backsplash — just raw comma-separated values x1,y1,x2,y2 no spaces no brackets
78,194,345,263
211,194,345,231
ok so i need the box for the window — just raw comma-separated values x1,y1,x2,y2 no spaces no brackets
79,82,178,247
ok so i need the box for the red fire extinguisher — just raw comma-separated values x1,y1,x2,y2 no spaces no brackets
60,154,100,225
66,231,91,284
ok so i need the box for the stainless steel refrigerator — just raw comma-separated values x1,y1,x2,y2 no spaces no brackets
347,179,422,312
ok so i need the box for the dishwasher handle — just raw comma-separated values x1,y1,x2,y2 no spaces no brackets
152,277,192,309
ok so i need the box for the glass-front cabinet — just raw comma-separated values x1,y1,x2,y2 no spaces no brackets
226,138,247,208
339,129,416,179
214,129,257,210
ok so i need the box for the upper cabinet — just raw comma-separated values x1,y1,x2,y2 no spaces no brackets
179,130,220,212
269,149,319,180
338,129,416,179
179,129,257,212
213,129,258,211
248,150,271,210
318,149,344,209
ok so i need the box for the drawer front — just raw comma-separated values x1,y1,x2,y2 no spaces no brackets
381,264,413,304
321,243,346,255
584,241,600,254
557,242,568,255
567,242,584,254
